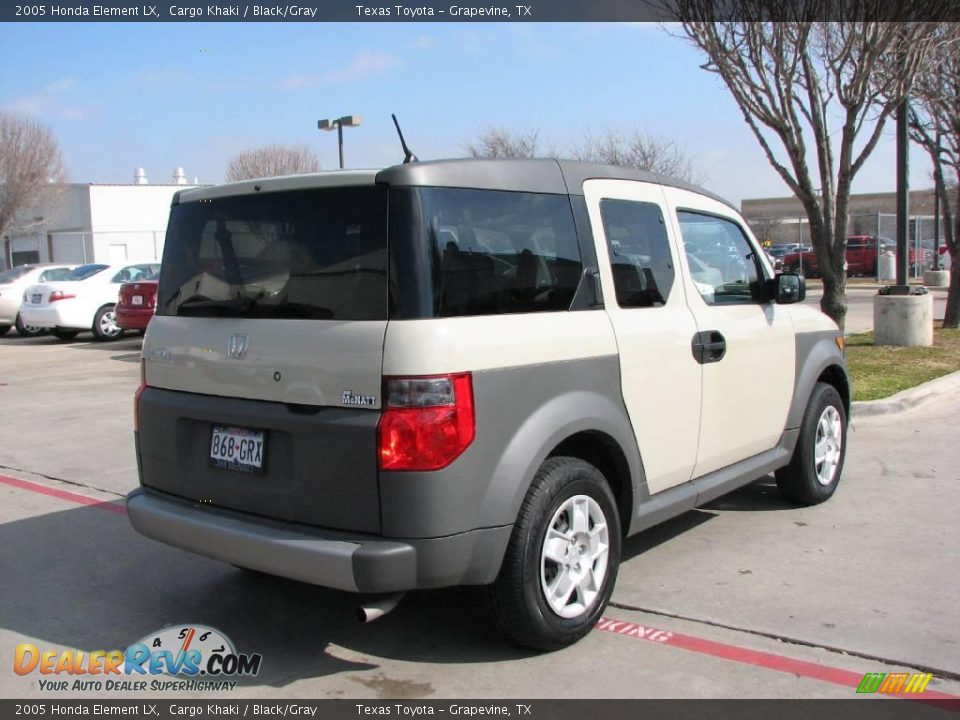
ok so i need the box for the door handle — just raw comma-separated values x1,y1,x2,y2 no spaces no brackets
692,330,727,364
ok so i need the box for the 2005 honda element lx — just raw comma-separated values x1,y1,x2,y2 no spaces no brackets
128,159,848,649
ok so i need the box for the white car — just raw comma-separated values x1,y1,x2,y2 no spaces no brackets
0,264,77,337
20,261,160,341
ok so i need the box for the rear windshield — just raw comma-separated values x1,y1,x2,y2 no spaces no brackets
63,264,108,281
158,186,387,321
390,187,584,319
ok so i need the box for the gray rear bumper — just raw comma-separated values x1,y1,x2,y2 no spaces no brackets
126,488,511,593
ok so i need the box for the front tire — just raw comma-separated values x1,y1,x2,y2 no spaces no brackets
15,313,44,337
92,305,124,341
776,382,847,505
0,324,9,337
484,457,621,650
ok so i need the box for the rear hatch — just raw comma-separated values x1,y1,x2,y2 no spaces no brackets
140,179,388,533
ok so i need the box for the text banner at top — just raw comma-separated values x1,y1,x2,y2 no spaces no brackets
3,0,957,22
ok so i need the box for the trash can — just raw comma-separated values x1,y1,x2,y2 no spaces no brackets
878,251,896,281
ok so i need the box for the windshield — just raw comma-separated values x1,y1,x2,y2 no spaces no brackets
158,186,387,321
0,266,33,283
62,264,109,281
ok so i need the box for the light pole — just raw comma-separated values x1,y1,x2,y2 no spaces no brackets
317,115,362,169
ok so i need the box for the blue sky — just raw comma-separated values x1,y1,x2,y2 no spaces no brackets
0,21,933,205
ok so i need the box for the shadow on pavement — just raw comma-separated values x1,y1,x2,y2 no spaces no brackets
1,502,533,691
702,477,794,512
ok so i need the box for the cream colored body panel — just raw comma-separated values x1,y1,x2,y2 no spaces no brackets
663,187,795,478
381,311,618,376
143,316,387,408
789,302,841,333
583,179,702,495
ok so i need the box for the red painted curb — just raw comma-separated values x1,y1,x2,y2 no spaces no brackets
596,618,960,702
0,474,127,515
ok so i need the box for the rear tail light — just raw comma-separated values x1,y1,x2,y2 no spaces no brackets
48,290,76,302
378,373,475,471
134,359,146,432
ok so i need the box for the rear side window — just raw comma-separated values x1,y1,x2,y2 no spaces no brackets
600,199,674,308
391,187,583,318
158,187,387,321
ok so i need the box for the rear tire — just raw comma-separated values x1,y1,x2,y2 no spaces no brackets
52,328,80,342
776,382,847,505
15,313,44,337
92,305,124,341
484,457,621,651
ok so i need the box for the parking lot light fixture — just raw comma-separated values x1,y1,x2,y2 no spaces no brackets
317,115,362,169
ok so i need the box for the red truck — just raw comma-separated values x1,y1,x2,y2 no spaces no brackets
782,235,929,278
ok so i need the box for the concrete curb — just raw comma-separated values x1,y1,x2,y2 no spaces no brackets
851,370,960,419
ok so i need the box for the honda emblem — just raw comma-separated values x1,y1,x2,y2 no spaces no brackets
226,334,249,359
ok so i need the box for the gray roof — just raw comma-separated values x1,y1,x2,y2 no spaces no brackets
173,158,734,210
378,158,735,209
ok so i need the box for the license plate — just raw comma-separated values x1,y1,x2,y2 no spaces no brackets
32,294,41,304
209,426,265,474
131,295,144,306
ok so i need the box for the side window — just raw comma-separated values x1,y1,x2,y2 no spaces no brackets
600,199,674,308
419,188,584,317
677,211,765,306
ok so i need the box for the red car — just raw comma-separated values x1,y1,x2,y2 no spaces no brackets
116,272,159,332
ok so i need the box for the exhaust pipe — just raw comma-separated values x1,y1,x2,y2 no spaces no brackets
357,592,405,623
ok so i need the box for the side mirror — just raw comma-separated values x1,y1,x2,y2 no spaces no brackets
770,272,805,304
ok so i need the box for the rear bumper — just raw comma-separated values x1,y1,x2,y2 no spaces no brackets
19,306,63,329
126,487,511,593
117,307,153,330
20,303,90,329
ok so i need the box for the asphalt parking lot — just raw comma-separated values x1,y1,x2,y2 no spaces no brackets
1,329,959,700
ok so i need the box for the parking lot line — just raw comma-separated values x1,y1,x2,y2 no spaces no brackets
596,617,960,703
0,474,126,516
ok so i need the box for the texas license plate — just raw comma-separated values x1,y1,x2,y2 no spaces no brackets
209,426,265,474
32,294,41,304
132,295,144,306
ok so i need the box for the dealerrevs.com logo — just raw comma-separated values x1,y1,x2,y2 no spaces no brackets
14,625,262,692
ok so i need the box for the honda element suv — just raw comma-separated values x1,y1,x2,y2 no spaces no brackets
128,159,849,649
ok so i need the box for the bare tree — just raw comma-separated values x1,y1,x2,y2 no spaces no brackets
0,112,66,246
746,217,784,245
668,4,952,329
225,144,320,182
571,130,703,184
465,126,702,184
464,128,545,159
907,25,960,327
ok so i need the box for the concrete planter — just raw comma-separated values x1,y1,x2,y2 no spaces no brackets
873,293,933,347
923,269,950,288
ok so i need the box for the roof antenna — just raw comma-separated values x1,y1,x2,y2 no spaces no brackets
391,113,418,164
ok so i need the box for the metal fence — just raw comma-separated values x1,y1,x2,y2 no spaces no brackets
747,213,948,277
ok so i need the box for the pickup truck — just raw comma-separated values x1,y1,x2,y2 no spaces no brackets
781,235,929,278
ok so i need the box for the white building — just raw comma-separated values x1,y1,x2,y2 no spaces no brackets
2,168,200,270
